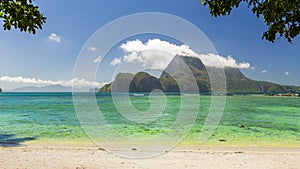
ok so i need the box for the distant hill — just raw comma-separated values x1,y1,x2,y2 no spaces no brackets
9,84,72,92
100,72,162,92
129,72,162,92
99,55,300,93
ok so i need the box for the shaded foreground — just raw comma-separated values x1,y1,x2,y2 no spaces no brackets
0,144,299,169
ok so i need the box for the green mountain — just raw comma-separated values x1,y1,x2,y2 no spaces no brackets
99,55,300,93
109,73,134,92
160,55,210,92
99,72,162,92
129,72,162,92
222,67,300,93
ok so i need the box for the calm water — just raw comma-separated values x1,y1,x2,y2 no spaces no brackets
0,92,299,145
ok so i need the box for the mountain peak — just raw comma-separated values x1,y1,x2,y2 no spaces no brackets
129,72,162,92
161,55,206,78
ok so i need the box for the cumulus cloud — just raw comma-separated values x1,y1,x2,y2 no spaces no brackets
119,39,251,70
49,33,62,42
93,56,102,63
261,70,267,73
88,46,97,51
197,54,251,69
0,76,102,88
110,57,122,66
62,78,102,88
285,72,290,76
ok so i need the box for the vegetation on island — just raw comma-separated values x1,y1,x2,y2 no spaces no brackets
99,55,300,94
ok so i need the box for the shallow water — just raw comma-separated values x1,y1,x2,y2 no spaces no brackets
0,93,299,146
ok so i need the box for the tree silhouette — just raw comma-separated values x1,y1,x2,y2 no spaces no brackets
202,0,299,43
0,0,46,34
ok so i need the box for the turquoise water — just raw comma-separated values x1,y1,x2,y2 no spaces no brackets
0,93,299,145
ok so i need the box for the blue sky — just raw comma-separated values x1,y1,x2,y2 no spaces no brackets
0,0,299,90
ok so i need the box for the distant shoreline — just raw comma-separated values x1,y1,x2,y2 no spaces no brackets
1,91,299,95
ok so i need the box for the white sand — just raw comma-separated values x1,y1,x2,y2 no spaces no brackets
0,143,299,169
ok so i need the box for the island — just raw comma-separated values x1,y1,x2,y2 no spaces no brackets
100,55,300,94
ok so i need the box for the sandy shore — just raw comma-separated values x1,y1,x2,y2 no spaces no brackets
0,142,299,169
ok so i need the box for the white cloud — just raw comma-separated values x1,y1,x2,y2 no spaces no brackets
49,33,62,42
120,39,251,70
61,78,102,88
88,46,97,51
110,57,122,66
285,72,290,76
0,76,102,88
93,56,102,63
261,70,267,73
197,54,251,69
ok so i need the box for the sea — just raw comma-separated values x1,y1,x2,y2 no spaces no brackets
0,92,299,147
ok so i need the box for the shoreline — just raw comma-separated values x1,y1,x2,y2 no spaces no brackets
26,138,300,148
24,140,300,153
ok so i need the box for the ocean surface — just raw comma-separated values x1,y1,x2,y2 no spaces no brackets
0,92,299,146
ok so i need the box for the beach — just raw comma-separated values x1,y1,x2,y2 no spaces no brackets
1,142,299,169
